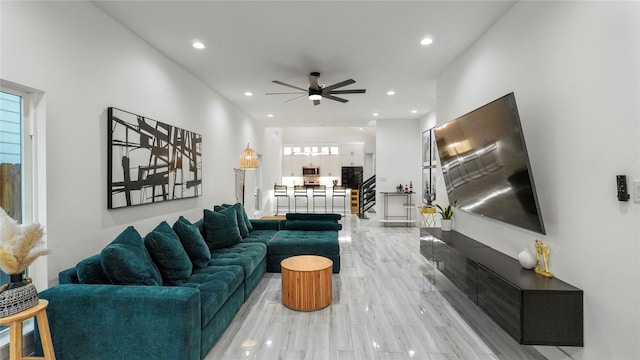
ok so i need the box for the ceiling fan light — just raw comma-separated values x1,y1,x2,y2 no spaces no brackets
309,94,322,101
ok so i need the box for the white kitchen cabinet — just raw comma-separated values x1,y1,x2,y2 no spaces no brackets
340,143,364,167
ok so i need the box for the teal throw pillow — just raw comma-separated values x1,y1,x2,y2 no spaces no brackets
144,221,193,285
230,202,253,232
203,208,242,250
215,203,250,238
100,226,163,286
235,202,253,232
76,254,111,284
173,216,211,269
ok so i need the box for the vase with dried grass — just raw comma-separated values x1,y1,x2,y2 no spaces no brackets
0,207,48,317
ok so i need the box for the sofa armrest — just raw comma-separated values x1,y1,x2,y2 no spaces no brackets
58,267,79,284
36,284,201,360
249,219,280,230
285,213,342,221
280,220,342,231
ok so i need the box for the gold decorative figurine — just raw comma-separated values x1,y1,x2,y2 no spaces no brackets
534,240,553,278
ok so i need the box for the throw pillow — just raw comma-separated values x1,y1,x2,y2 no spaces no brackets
173,216,211,269
76,254,112,284
144,221,193,285
100,226,163,286
235,202,254,232
215,203,250,238
203,208,242,250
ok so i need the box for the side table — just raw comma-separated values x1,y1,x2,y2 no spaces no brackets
0,299,56,360
281,255,333,311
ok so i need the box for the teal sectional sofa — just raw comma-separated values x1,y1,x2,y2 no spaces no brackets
35,206,341,360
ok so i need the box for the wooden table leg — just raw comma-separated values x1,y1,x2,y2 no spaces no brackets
9,318,23,360
35,310,56,360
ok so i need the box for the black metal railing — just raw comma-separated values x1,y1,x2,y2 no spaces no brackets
358,175,376,219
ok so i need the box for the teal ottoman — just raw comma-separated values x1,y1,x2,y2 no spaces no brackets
266,230,340,273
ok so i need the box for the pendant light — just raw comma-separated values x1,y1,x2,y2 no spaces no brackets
239,143,258,169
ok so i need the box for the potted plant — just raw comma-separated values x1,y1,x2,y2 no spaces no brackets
0,207,48,317
436,203,454,231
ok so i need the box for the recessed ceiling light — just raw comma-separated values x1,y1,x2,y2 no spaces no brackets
192,41,205,49
372,113,379,117
267,114,274,118
420,38,433,46
386,90,395,96
244,92,253,96
411,110,418,114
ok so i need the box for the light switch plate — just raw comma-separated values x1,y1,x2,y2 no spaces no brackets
633,180,640,203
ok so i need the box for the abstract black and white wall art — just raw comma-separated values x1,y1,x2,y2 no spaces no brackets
107,107,202,209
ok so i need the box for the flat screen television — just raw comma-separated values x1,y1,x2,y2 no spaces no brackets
433,93,545,234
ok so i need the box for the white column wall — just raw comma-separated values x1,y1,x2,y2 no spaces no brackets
437,2,640,358
0,2,263,286
376,118,421,223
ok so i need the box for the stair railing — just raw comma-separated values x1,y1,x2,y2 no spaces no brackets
358,175,376,219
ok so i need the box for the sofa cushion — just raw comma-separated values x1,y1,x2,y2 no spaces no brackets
173,216,211,269
204,208,242,250
208,242,267,280
215,203,250,238
180,265,244,327
100,226,163,286
242,229,278,246
144,221,193,285
285,213,342,221
76,254,111,284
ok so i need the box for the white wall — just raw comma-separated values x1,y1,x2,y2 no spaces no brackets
0,2,264,286
376,118,421,222
437,2,640,359
261,127,284,215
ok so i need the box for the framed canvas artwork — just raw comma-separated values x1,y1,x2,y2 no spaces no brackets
422,130,431,167
107,107,202,209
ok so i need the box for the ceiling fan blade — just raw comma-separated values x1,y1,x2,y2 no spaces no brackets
266,92,306,95
308,73,320,91
284,94,307,103
313,99,321,106
323,79,355,92
329,89,367,94
272,80,307,92
322,94,349,103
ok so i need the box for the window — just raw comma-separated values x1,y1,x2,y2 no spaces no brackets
0,91,22,286
0,81,45,339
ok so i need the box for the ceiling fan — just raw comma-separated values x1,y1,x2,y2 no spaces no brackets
267,72,366,106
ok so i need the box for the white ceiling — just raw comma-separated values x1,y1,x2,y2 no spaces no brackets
92,1,515,129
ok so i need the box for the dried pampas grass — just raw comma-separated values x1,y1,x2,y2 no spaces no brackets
0,207,48,275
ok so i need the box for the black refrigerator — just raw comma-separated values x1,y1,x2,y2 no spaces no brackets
341,166,363,189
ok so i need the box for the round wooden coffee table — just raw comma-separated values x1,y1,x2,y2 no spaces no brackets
281,255,333,311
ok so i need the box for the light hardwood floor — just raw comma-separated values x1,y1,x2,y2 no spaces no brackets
205,214,547,360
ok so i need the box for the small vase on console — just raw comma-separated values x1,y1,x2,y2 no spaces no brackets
518,247,536,269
